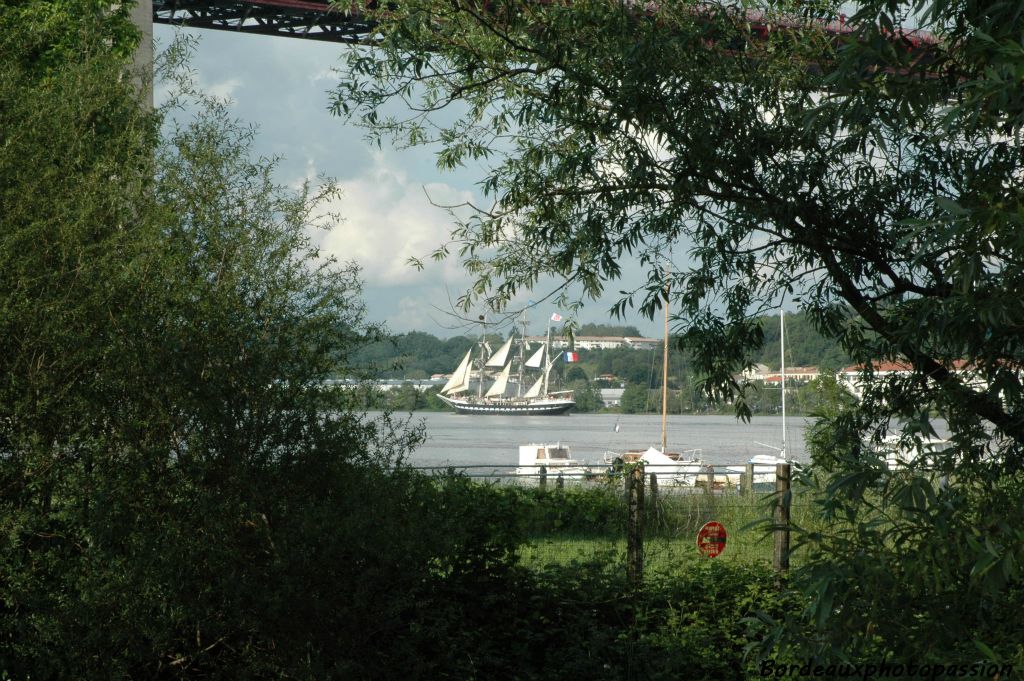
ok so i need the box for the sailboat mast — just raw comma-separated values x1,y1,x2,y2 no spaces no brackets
663,284,671,454
780,309,787,458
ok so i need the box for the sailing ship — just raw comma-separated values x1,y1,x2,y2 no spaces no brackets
436,314,576,415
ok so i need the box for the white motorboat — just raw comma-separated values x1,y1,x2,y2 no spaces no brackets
515,443,594,480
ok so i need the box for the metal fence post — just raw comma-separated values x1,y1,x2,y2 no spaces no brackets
773,463,791,575
627,464,645,586
556,472,564,489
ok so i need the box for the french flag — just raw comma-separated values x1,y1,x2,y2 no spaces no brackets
565,352,579,363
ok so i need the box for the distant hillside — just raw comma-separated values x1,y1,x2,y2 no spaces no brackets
348,311,850,379
754,312,852,371
352,331,476,379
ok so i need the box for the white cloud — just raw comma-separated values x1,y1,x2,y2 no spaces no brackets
312,153,474,286
393,296,436,329
201,76,243,102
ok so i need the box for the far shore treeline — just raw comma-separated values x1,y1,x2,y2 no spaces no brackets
351,315,853,414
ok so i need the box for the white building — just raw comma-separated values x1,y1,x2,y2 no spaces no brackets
600,388,625,407
836,359,985,400
742,364,821,384
525,335,661,351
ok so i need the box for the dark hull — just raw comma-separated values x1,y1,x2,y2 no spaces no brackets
438,394,575,415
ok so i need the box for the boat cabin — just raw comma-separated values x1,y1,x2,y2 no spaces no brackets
518,443,579,467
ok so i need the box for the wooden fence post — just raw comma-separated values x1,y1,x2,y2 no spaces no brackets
649,472,659,527
742,463,754,494
627,464,645,586
773,463,791,576
539,465,547,489
704,465,715,493
556,472,564,489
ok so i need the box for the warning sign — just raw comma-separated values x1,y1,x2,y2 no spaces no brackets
697,521,727,558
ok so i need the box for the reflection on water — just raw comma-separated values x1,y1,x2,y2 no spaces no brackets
404,412,813,468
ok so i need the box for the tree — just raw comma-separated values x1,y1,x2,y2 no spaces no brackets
390,382,426,411
568,379,602,412
335,0,1024,667
0,14,535,678
575,323,643,337
0,0,140,77
565,365,588,383
337,0,1023,434
618,383,650,414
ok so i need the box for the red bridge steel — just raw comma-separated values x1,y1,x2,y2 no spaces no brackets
153,0,940,61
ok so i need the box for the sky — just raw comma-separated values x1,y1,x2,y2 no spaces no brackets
152,25,662,339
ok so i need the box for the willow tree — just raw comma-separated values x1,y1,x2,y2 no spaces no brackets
0,5,486,677
335,0,1024,665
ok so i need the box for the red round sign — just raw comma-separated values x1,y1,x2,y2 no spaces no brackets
697,521,727,558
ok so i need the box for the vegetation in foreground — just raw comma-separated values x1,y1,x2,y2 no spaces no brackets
5,0,1024,678
0,7,780,678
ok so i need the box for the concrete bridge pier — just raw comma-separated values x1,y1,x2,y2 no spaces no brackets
130,0,153,107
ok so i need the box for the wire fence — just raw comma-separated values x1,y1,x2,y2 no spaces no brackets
409,462,803,580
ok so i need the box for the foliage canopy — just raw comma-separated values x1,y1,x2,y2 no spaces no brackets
335,0,1024,666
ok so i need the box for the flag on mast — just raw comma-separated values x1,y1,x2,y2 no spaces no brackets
565,352,579,363
550,313,562,321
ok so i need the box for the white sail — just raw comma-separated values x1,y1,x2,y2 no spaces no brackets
485,363,512,397
486,337,514,367
524,345,545,369
441,350,473,394
447,381,471,395
523,375,544,399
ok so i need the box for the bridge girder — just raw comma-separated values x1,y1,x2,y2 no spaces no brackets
152,0,939,73
153,0,376,42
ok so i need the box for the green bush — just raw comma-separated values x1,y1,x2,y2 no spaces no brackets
510,484,626,537
438,559,785,681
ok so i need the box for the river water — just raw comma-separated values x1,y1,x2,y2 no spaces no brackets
401,412,813,469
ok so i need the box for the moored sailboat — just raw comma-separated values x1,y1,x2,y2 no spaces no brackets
726,309,796,486
603,272,705,485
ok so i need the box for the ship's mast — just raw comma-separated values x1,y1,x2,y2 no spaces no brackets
477,324,488,399
542,316,552,396
516,310,527,397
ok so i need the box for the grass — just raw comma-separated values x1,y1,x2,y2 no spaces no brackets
516,488,820,574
